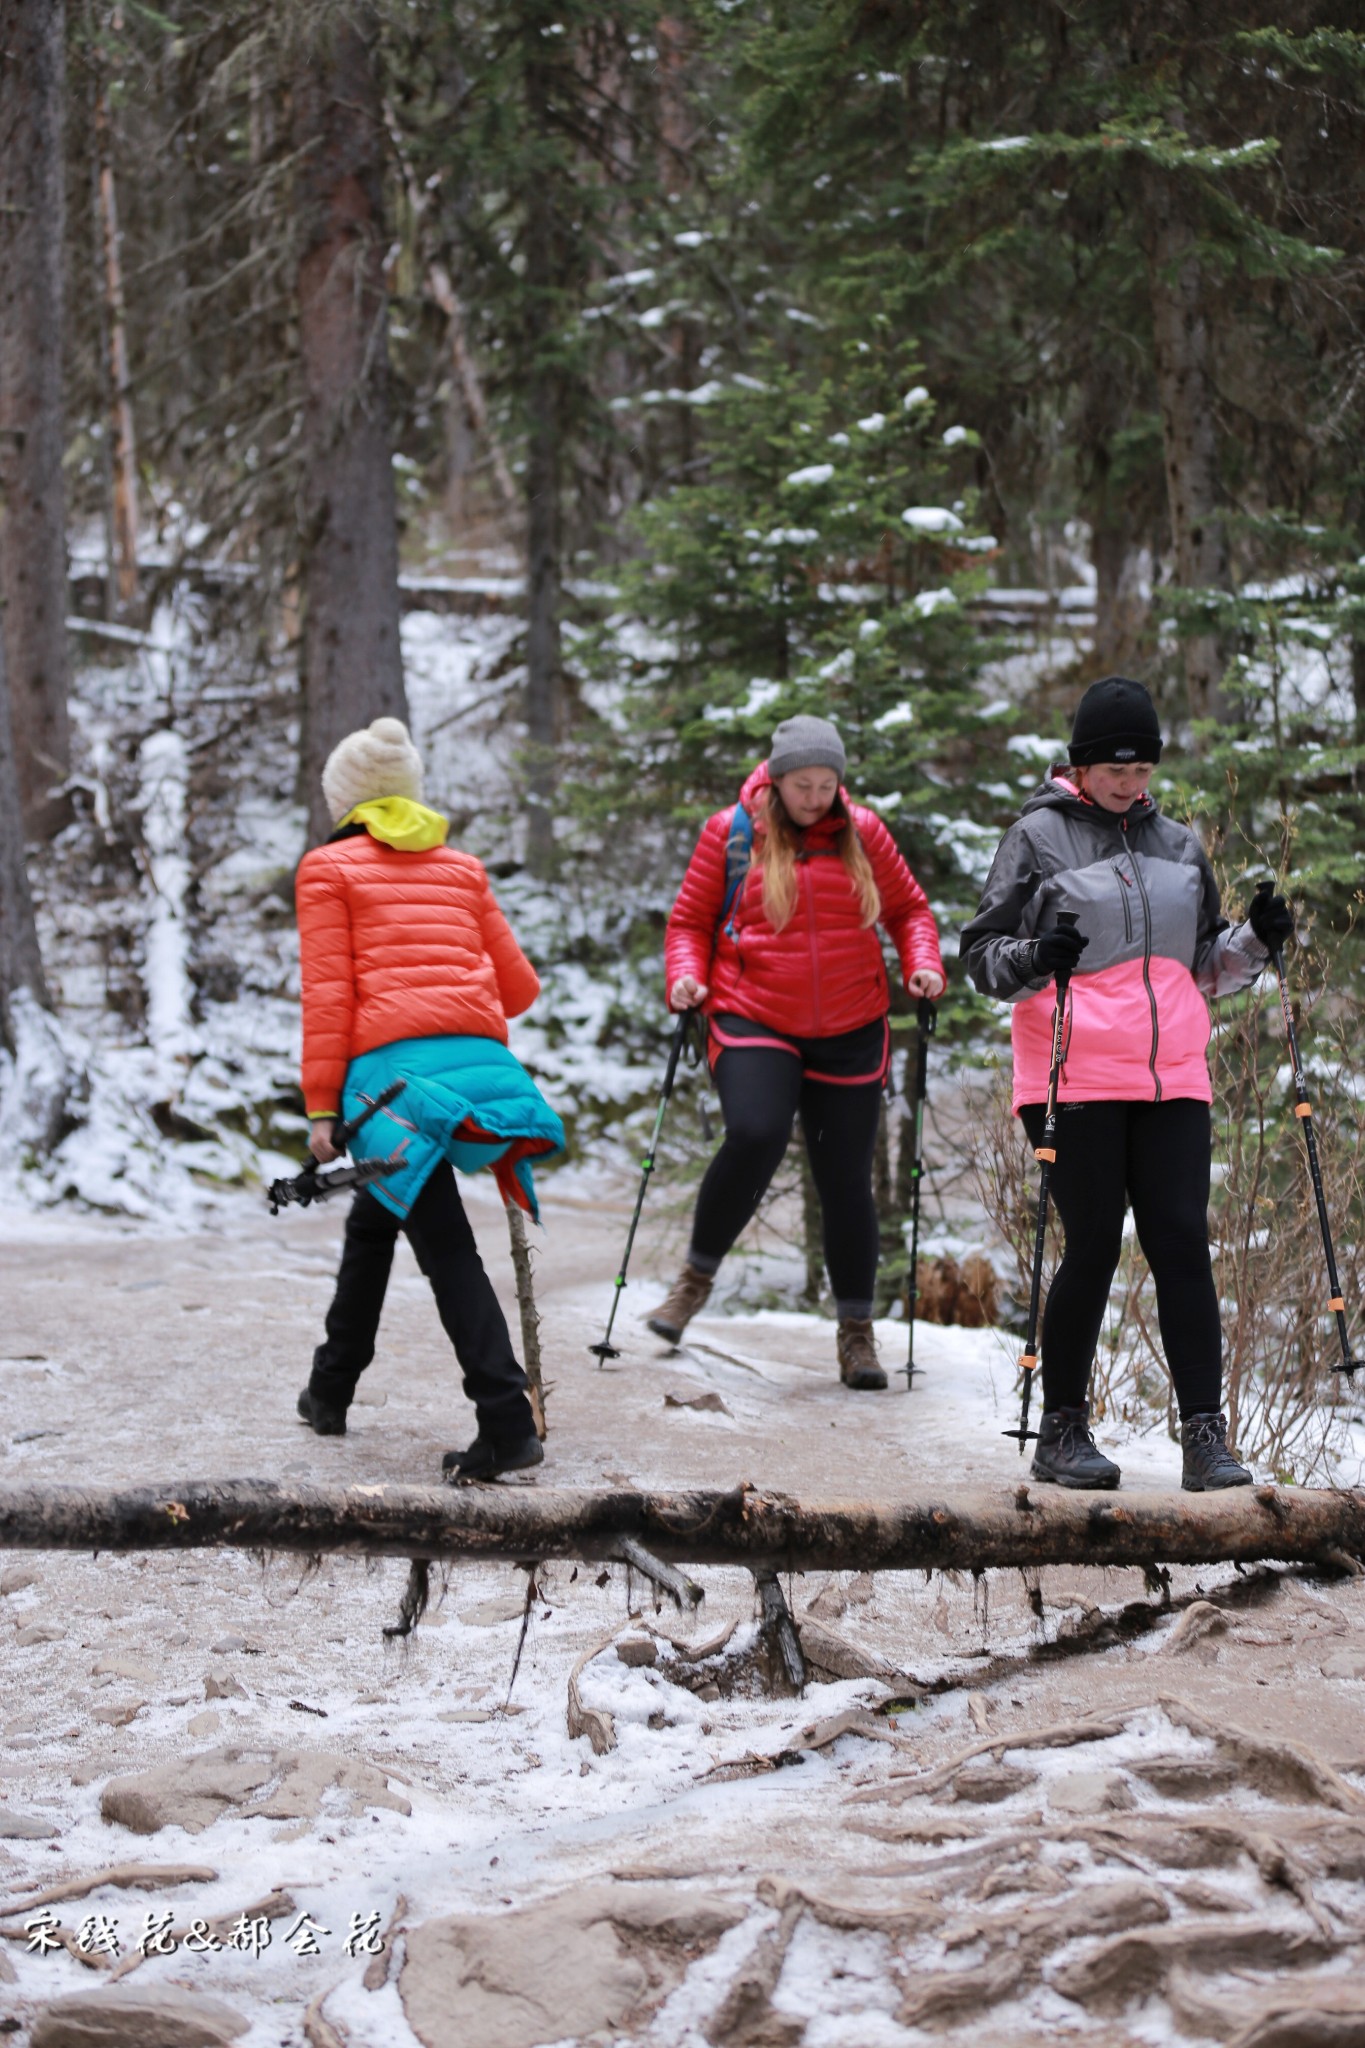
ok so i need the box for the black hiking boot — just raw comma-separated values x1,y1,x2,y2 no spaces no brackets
441,1432,544,1483
1031,1405,1121,1490
1181,1411,1252,1491
646,1264,715,1346
297,1386,348,1436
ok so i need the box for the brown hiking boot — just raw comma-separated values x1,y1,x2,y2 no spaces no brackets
838,1318,887,1391
646,1265,714,1346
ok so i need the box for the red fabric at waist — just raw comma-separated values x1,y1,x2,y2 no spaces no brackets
707,1013,891,1086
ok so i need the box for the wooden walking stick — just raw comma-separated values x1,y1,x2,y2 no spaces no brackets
506,1203,548,1437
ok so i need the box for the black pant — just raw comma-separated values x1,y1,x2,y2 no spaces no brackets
691,1035,884,1316
309,1162,534,1443
1018,1098,1222,1418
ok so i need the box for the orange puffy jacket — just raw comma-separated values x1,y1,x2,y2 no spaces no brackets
296,829,540,1117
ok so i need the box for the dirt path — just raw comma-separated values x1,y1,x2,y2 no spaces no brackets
2,1182,1364,2047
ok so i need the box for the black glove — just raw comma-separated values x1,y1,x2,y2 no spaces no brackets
1031,925,1089,978
1248,887,1294,952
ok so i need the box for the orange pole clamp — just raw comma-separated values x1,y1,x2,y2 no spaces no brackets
1295,1102,1313,1118
1018,1351,1038,1372
1034,1146,1056,1163
1330,1296,1346,1312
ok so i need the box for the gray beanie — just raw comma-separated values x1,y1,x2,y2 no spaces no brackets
768,714,846,780
321,716,424,823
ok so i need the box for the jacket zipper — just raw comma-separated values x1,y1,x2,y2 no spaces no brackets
800,858,822,1035
1123,815,1161,1100
1111,862,1133,944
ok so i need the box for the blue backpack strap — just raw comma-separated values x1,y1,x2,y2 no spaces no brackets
718,802,754,939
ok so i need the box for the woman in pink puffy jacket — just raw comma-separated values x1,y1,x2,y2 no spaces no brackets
648,715,944,1390
962,675,1294,1493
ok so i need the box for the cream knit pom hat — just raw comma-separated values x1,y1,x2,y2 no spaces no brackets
321,716,425,823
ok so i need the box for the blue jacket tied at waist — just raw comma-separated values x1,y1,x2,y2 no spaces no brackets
342,1035,565,1222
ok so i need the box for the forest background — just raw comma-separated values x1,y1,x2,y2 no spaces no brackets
0,0,1363,1474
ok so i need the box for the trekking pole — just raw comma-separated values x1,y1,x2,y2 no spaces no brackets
1257,880,1363,1378
589,1010,697,1364
904,997,937,1391
1003,913,1080,1452
267,1081,408,1214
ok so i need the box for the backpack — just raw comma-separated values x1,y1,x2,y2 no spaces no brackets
718,803,754,940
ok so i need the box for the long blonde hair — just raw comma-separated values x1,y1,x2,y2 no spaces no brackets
752,784,880,932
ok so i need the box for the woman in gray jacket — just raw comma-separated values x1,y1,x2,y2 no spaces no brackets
961,676,1292,1491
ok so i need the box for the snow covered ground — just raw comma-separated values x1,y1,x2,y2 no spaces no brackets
5,593,1365,2042
3,1177,1365,2046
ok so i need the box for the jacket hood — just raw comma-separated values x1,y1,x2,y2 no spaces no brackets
1019,768,1159,825
341,797,450,852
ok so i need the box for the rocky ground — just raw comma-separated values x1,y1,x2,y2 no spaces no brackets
2,1174,1364,2048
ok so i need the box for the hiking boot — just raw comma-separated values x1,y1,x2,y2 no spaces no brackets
837,1318,888,1391
441,1432,545,1483
646,1264,714,1346
1181,1411,1252,1491
297,1386,347,1436
1031,1405,1121,1490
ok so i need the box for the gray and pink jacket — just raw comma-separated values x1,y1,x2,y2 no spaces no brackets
960,773,1268,1110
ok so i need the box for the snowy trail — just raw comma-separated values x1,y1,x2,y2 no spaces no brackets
2,1182,1365,2046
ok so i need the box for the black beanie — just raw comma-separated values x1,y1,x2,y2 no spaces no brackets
1067,675,1164,766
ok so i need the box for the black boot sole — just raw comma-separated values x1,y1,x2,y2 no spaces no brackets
297,1389,347,1436
1182,1469,1254,1491
645,1316,684,1345
442,1437,544,1481
1030,1463,1120,1491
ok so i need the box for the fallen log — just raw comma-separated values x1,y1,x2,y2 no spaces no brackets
0,1480,1363,1575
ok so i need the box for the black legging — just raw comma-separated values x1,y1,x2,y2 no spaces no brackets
690,1048,883,1317
1018,1098,1222,1418
309,1161,534,1442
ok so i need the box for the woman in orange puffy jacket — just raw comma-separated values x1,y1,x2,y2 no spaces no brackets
294,717,562,1482
647,715,945,1389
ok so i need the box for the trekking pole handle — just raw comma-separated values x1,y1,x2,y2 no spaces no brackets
1254,879,1289,977
1052,910,1080,999
660,1008,693,1101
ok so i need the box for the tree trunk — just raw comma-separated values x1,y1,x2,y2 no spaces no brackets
1143,170,1232,727
293,10,407,847
91,29,139,617
0,1478,1359,1576
381,102,520,531
0,0,71,834
521,49,565,878
0,617,49,1046
1091,520,1149,680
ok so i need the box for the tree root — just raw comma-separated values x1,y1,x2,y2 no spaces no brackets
851,1707,1132,1805
704,1900,804,2047
0,1862,217,1917
566,1629,619,1756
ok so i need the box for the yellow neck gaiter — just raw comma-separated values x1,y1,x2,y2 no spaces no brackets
342,798,450,852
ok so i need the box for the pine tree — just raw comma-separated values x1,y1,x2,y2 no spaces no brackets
0,0,72,832
388,0,667,872
0,611,49,1046
729,1,1364,733
293,5,408,843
